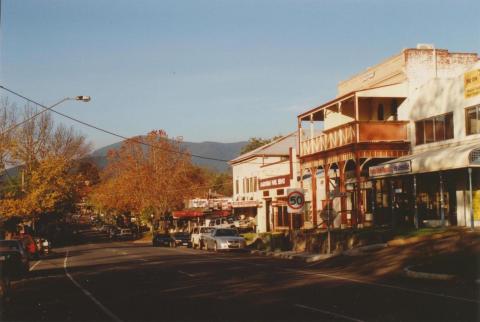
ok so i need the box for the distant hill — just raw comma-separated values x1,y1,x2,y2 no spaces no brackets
89,140,248,173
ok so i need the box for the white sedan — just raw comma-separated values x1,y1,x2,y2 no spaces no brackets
203,228,246,252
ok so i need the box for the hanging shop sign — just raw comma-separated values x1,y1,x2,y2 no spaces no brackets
259,175,290,190
369,161,412,178
464,69,480,99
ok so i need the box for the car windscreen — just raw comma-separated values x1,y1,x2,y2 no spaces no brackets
214,229,238,237
200,228,213,233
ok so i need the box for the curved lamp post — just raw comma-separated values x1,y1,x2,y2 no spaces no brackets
0,95,91,136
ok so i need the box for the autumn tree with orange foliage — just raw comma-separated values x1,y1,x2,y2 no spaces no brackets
89,130,208,221
0,103,91,219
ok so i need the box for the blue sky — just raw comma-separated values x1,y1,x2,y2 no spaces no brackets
1,0,479,149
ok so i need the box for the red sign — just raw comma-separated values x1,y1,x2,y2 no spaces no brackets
287,189,305,213
259,175,290,190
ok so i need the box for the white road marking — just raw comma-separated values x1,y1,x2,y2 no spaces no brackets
64,251,123,322
178,270,196,277
294,304,365,322
29,260,42,271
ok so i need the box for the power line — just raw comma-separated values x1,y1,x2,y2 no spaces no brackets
0,85,231,163
0,85,300,166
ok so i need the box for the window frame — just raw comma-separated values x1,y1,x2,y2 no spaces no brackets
466,105,480,136
415,112,455,146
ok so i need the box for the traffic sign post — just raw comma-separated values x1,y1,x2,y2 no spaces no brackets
287,189,305,213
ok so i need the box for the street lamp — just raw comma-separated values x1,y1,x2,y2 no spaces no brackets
0,95,91,136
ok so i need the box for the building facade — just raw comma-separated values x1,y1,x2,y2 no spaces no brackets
230,133,301,233
297,46,479,229
369,61,480,228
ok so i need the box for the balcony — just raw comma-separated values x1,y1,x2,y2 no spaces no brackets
300,121,409,157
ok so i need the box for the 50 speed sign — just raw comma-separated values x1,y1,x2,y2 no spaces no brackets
287,189,305,213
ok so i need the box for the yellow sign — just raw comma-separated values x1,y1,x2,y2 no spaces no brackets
464,69,480,99
473,190,480,221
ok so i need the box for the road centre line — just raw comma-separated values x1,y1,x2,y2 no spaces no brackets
64,251,123,322
294,304,365,322
29,260,42,271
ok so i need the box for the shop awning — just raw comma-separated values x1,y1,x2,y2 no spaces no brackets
172,210,204,219
369,141,480,178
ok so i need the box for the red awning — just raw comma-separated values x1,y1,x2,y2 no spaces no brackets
211,210,231,217
172,210,204,219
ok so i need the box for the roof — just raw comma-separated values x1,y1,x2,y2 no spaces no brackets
229,132,297,165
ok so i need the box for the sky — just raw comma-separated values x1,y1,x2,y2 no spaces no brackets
1,0,479,149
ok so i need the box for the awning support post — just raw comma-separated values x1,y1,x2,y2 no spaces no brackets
439,172,445,227
468,168,474,229
390,179,395,228
413,175,419,229
371,179,376,227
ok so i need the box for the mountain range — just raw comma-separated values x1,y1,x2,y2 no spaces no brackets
89,140,248,173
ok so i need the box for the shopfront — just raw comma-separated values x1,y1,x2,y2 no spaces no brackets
369,142,480,228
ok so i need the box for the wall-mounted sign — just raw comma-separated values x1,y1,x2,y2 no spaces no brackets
232,200,260,208
369,161,411,178
259,175,290,190
464,69,480,99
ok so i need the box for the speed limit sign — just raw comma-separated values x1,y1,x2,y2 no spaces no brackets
287,189,305,213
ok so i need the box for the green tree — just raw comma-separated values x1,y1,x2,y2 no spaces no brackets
239,135,283,155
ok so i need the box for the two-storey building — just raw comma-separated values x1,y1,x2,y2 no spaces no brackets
297,46,478,229
230,133,300,232
369,61,480,228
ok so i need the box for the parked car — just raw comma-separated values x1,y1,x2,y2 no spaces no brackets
13,235,38,259
203,228,246,252
0,258,11,319
206,217,235,229
0,240,30,277
191,227,214,249
34,237,51,255
116,228,133,240
100,225,115,233
152,233,174,247
170,232,192,247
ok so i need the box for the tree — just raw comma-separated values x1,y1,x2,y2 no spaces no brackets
89,130,206,220
239,135,283,155
0,103,90,218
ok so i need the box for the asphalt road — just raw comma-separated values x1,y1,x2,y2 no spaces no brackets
4,229,480,321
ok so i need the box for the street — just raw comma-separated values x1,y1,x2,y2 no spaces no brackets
4,229,479,321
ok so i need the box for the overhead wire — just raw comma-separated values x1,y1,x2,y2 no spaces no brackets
0,85,301,166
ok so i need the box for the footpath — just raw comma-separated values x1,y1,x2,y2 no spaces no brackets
250,228,480,282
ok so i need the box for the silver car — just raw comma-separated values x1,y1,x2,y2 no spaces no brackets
203,228,246,252
191,227,214,249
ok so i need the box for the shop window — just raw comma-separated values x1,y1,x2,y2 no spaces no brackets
235,180,239,195
263,191,269,197
466,105,480,135
276,189,284,196
415,112,454,145
277,206,290,227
